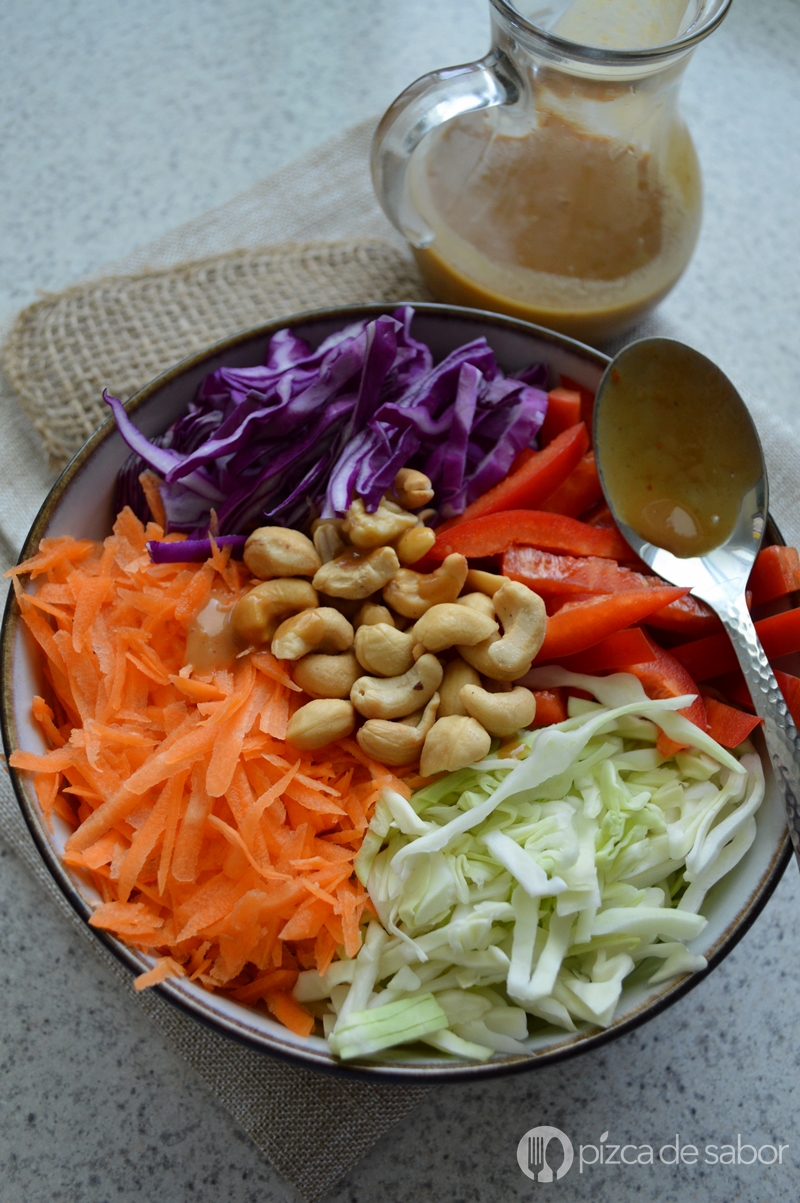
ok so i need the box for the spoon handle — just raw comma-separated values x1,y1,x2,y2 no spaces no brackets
720,594,800,867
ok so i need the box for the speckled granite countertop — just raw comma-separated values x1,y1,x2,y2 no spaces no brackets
2,2,800,1201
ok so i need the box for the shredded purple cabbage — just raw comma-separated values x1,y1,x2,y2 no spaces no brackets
147,535,247,564
111,306,548,539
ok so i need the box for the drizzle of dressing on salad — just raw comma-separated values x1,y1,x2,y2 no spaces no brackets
596,341,761,558
185,596,239,673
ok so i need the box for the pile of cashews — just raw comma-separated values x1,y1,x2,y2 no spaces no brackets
229,468,547,777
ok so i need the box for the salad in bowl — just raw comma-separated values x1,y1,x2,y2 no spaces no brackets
2,304,792,1078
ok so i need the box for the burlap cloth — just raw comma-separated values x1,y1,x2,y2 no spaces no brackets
3,114,800,1202
2,238,432,469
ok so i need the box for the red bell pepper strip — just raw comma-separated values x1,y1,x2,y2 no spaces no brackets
721,674,754,711
703,697,763,748
540,452,603,519
433,512,634,564
776,670,800,726
776,670,800,725
644,594,722,638
673,606,800,681
620,641,706,725
504,547,639,598
435,423,589,534
583,500,616,527
618,641,707,756
721,668,800,726
748,545,800,607
510,446,537,474
655,732,687,757
557,627,656,673
535,586,689,661
502,545,719,635
537,389,581,447
560,375,596,444
530,689,569,727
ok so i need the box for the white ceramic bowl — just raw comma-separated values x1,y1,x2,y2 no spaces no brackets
1,303,790,1081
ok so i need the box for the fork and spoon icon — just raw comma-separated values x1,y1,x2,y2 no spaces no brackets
527,1133,555,1182
518,1123,573,1181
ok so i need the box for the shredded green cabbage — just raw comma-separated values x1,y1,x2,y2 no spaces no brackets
296,671,764,1062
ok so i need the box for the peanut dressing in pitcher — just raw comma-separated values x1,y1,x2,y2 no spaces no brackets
405,0,703,341
410,109,700,342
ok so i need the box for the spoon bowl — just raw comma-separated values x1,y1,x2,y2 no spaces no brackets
594,337,800,868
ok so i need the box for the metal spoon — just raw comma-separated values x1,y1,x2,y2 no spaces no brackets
593,336,800,867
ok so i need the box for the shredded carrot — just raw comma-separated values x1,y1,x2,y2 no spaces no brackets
31,696,66,748
138,471,167,530
168,674,227,702
265,990,316,1037
133,955,185,991
251,650,303,692
7,511,383,1037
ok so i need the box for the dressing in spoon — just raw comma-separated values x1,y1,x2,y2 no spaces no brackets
594,337,800,867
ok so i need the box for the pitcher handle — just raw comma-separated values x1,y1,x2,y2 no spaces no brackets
370,51,520,247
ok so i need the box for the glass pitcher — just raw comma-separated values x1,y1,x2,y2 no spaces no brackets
372,0,732,343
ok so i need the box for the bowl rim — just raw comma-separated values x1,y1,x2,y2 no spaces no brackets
1,300,791,1082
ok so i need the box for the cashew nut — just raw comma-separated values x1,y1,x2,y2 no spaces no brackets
438,657,481,717
270,609,324,661
466,569,505,597
244,526,321,580
293,652,361,699
231,578,318,647
456,591,497,619
351,653,443,719
458,581,546,681
411,603,498,653
356,693,440,765
342,497,417,548
271,607,353,660
420,715,491,777
382,553,468,618
395,524,436,566
353,601,395,629
285,699,355,750
312,519,346,564
354,623,416,677
313,546,400,599
389,468,435,510
460,684,537,738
